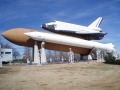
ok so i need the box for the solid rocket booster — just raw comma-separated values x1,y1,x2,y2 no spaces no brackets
24,32,115,53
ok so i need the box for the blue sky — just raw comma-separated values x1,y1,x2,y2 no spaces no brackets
0,0,120,56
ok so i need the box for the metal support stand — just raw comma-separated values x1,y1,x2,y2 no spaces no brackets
61,56,64,62
88,54,92,60
49,57,52,63
88,54,92,63
9,61,12,65
38,50,41,66
101,53,104,62
41,42,47,64
68,48,74,63
96,49,102,62
33,41,39,64
97,49,100,62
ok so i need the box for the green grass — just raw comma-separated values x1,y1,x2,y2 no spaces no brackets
21,80,27,82
40,84,48,86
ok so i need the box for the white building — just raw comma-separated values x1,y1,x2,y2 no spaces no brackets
0,45,12,62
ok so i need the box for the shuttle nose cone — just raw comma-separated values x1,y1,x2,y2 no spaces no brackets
41,24,47,30
41,24,46,27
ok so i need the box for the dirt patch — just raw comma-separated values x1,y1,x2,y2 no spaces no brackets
0,67,20,74
0,61,120,90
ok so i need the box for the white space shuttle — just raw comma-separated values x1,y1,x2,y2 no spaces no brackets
41,17,107,40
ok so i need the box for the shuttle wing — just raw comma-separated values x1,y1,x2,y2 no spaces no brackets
76,31,107,35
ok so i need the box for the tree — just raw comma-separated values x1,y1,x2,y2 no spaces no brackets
46,49,52,61
0,35,2,44
74,53,80,61
0,42,12,48
23,47,32,62
0,36,4,49
13,48,21,60
53,50,58,60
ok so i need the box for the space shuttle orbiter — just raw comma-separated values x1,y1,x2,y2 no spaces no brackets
41,17,107,40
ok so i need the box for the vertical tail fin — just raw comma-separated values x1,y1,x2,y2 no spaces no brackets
88,17,103,27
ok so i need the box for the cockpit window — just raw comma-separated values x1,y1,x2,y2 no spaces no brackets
53,20,56,22
54,24,57,27
47,24,55,29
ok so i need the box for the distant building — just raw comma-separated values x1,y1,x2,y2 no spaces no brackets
0,45,12,62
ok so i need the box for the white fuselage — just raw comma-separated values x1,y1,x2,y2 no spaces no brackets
24,32,115,53
45,21,102,33
41,17,107,40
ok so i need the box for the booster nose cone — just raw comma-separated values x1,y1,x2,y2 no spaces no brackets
24,33,30,37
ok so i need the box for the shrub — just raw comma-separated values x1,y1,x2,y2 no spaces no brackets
104,54,120,65
115,59,120,65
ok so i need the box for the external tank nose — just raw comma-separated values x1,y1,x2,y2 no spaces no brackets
2,30,15,41
1,28,37,47
2,31,7,38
